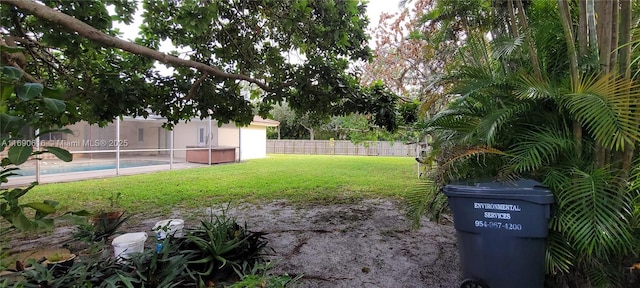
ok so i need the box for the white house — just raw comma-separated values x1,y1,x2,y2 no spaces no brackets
172,116,279,162
37,115,279,163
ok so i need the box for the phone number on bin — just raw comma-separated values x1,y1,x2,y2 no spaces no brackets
474,220,523,231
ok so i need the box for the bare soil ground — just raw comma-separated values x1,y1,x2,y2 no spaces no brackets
8,199,461,287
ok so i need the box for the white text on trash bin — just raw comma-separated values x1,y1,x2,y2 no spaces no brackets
474,220,523,231
483,211,511,219
474,202,521,211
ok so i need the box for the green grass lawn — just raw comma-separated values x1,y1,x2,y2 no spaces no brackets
25,155,417,215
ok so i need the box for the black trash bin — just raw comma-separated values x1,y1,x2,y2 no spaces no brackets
442,179,554,288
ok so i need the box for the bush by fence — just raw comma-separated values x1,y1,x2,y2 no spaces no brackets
267,140,418,157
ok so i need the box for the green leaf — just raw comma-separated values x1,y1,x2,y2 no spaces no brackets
545,230,574,274
0,66,22,82
10,213,34,231
43,199,58,208
565,74,640,151
8,145,33,165
43,97,66,113
44,146,72,162
22,202,56,214
16,83,44,101
0,113,25,134
42,87,66,99
118,274,136,288
557,167,635,259
1,83,13,101
422,8,442,21
0,84,11,113
7,186,31,199
0,167,20,181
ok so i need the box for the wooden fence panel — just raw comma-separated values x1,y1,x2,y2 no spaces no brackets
266,140,418,157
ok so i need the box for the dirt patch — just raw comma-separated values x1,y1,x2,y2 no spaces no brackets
7,199,461,287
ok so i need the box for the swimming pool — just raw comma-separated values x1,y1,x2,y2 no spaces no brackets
14,160,171,176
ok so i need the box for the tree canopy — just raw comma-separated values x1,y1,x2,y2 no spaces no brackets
0,0,398,131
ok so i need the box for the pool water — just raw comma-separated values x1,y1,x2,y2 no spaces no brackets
14,160,170,176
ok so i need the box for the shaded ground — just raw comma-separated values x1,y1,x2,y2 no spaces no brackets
8,199,461,287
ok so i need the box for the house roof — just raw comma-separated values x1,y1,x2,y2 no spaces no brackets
251,116,280,127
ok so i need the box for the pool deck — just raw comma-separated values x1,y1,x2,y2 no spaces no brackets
4,162,211,188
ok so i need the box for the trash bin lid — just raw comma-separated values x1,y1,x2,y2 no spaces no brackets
442,179,553,204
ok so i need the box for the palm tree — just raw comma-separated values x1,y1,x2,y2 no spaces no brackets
408,0,640,286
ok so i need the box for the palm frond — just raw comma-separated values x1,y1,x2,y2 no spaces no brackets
438,146,507,180
491,34,526,60
476,100,534,146
542,166,574,197
629,156,640,230
564,73,640,151
581,257,622,288
543,165,576,234
428,108,479,134
447,65,508,98
517,74,557,100
545,230,574,275
557,167,635,260
506,127,575,174
629,156,640,193
405,178,447,228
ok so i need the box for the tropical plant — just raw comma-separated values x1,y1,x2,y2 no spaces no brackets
68,210,130,244
228,261,303,288
17,255,130,288
10,206,275,287
123,236,195,288
1,65,72,237
406,0,640,286
182,206,270,285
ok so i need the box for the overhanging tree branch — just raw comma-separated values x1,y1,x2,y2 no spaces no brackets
0,35,39,82
1,0,279,92
186,72,209,101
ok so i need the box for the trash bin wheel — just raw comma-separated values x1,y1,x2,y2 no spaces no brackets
460,278,489,288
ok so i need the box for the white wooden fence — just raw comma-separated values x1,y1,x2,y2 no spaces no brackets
266,140,418,157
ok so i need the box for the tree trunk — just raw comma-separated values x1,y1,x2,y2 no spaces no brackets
557,0,579,86
618,0,635,172
578,0,588,57
507,0,519,38
609,0,619,73
596,0,613,74
300,123,314,140
558,0,582,157
593,0,614,166
586,0,598,52
515,0,542,79
618,0,632,78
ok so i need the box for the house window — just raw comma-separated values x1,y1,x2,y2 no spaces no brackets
198,127,206,146
40,131,67,141
138,128,144,142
